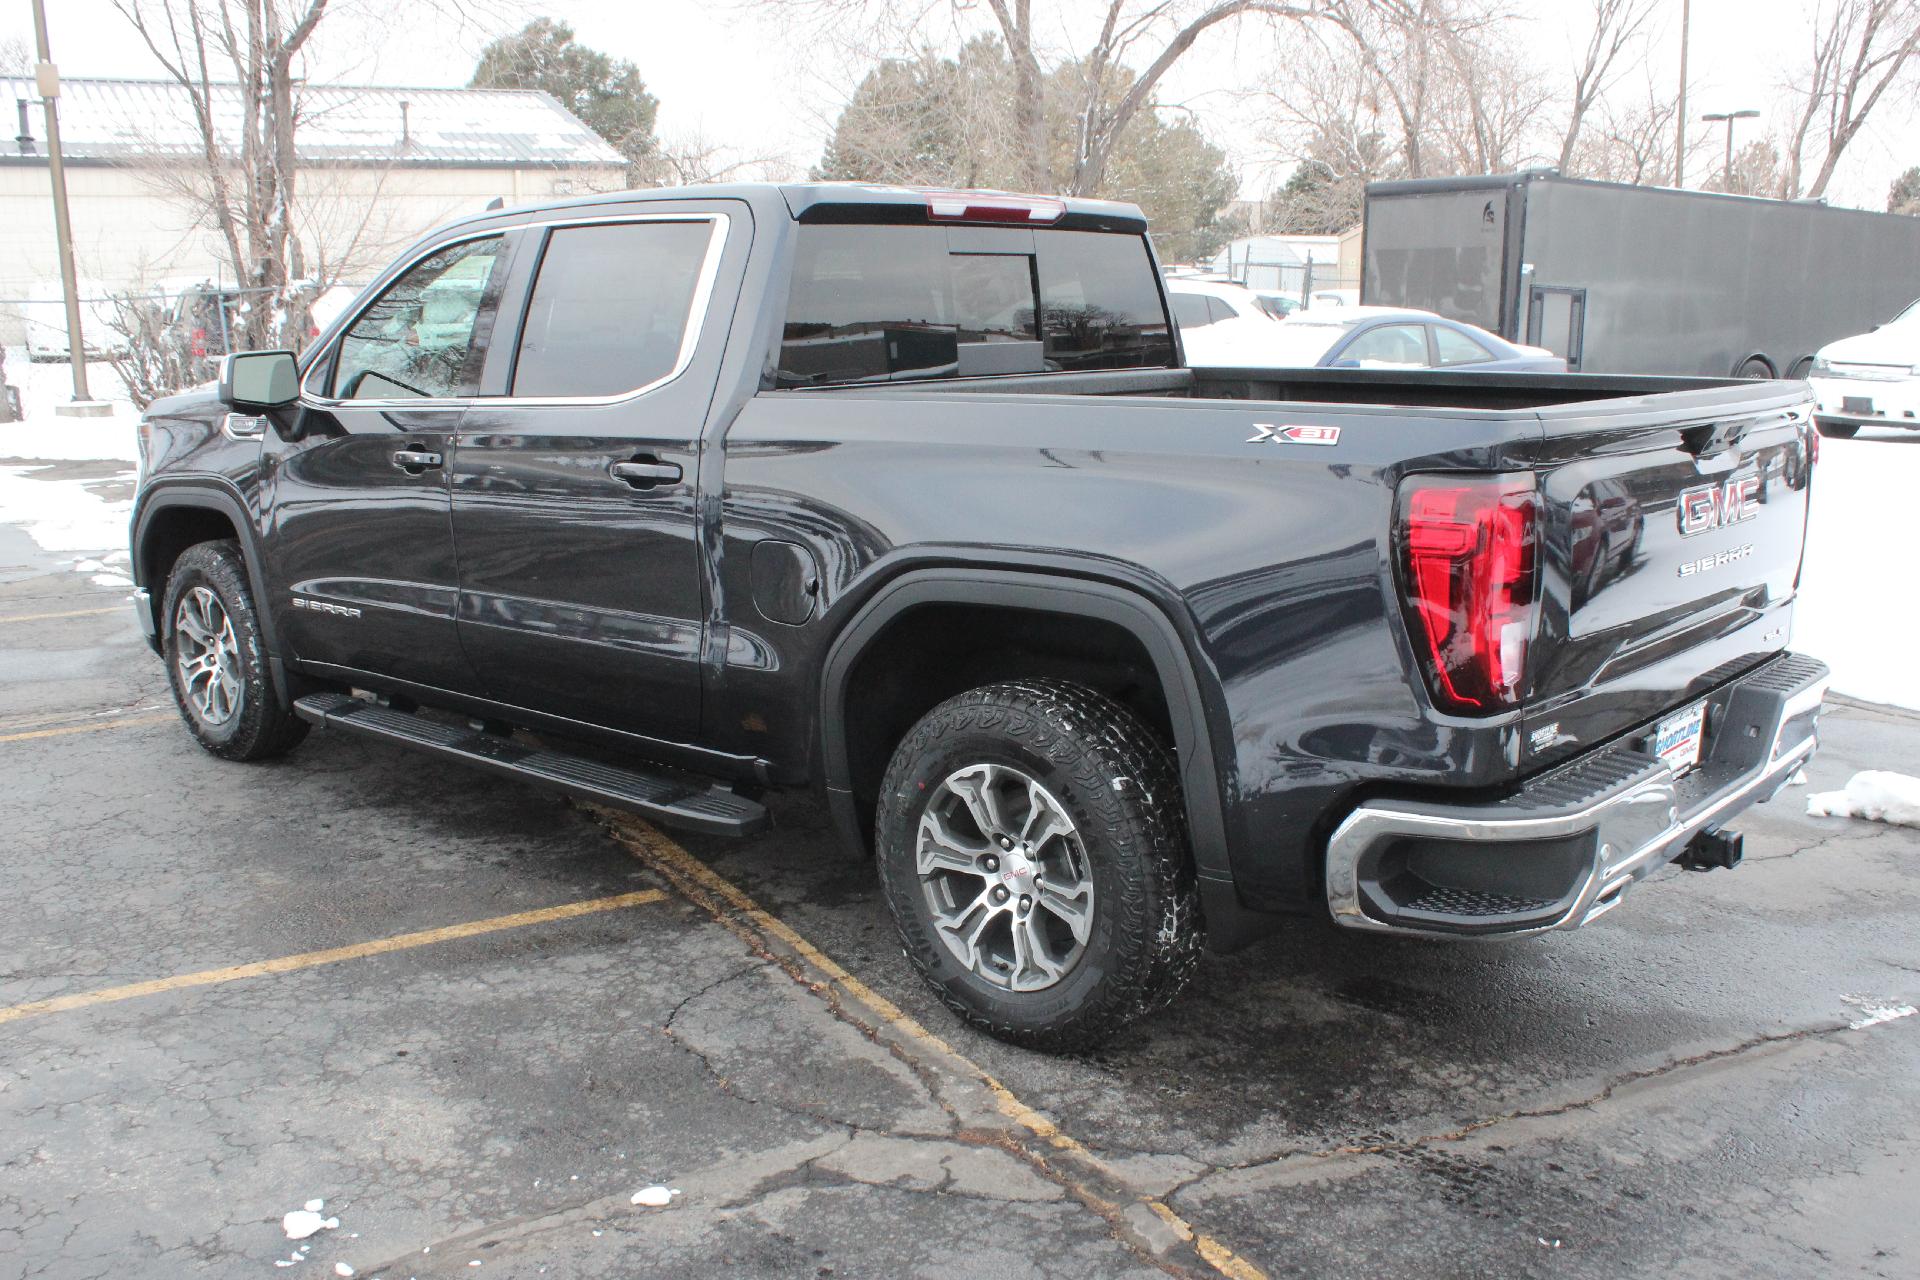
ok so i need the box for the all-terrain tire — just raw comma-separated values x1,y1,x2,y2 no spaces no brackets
162,539,309,761
875,679,1203,1052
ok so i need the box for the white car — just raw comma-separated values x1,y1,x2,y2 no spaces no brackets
1165,278,1287,366
22,280,131,362
1807,299,1920,438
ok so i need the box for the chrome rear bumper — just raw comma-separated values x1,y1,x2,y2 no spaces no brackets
1325,653,1829,938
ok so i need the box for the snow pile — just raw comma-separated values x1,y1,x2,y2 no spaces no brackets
1842,995,1917,1030
1805,770,1920,828
1795,436,1920,710
0,464,135,553
630,1185,680,1207
283,1199,339,1240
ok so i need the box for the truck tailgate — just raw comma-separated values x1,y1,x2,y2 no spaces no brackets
1520,382,1816,765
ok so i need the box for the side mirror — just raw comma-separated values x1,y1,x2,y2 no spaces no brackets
219,350,298,411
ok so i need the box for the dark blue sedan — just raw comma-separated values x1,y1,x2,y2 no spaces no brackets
1247,306,1567,372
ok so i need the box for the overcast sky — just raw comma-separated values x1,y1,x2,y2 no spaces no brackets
6,0,1914,211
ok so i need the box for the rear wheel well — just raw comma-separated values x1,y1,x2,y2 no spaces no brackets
140,505,241,607
837,603,1175,846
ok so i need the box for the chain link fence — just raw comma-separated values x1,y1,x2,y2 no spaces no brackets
2,280,364,414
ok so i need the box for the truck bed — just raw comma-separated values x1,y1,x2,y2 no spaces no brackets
790,362,1752,411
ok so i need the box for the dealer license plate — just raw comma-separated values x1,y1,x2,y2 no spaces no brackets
1652,703,1707,775
1842,395,1875,415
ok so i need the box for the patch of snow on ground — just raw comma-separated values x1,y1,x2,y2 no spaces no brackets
282,1207,339,1240
0,465,135,553
2,349,141,462
1805,770,1920,828
629,1185,679,1207
1841,995,1918,1030
1794,434,1920,710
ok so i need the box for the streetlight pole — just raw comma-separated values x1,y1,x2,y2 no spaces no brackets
28,0,97,410
1702,109,1761,191
1674,0,1690,187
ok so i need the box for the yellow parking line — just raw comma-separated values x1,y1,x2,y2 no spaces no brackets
0,713,175,744
0,889,668,1026
601,814,1267,1280
0,605,124,624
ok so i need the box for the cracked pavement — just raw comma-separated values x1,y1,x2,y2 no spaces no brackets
2,511,1918,1279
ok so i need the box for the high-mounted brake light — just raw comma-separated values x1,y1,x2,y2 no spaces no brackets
924,191,1067,224
1397,473,1539,713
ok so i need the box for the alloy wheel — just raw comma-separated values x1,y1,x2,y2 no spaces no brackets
916,761,1096,992
174,585,243,725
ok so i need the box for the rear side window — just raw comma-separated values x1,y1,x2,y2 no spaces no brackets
512,220,715,398
1433,324,1495,366
778,225,1173,386
1338,323,1431,369
1170,294,1213,328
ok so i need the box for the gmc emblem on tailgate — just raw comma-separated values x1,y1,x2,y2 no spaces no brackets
1676,475,1759,536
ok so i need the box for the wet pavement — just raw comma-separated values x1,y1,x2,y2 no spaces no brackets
3,511,1916,1279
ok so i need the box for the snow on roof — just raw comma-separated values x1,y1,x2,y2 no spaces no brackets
1,78,627,169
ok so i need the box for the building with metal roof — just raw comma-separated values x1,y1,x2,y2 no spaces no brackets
2,78,630,341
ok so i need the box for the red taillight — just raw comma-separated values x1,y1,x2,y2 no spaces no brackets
191,327,207,358
1397,474,1539,713
924,190,1066,224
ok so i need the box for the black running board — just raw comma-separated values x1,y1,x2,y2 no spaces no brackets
292,692,769,837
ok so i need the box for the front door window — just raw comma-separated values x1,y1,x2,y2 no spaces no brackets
332,236,507,400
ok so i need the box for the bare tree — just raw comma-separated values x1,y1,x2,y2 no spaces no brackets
1432,23,1553,174
112,0,332,349
0,35,32,74
1557,0,1660,171
1565,76,1686,184
1706,139,1785,197
647,128,797,186
1778,0,1920,199
767,1,1319,194
1309,0,1533,180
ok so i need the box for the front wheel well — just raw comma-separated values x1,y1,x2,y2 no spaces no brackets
139,504,242,611
835,602,1176,847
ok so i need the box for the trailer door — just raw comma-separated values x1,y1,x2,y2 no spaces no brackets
1526,285,1586,370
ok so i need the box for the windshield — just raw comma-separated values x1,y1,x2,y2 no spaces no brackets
1262,319,1355,365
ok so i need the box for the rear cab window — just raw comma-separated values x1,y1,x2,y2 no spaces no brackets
777,224,1174,386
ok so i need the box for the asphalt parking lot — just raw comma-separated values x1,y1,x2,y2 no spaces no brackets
3,496,1918,1279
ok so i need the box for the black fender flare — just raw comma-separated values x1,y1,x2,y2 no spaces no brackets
816,566,1235,894
131,478,286,693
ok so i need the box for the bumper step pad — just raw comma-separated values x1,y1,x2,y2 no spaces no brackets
292,692,769,837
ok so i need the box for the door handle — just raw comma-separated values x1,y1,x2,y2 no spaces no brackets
391,448,443,472
609,457,683,489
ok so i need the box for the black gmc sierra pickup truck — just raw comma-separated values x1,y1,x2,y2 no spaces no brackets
131,183,1830,1050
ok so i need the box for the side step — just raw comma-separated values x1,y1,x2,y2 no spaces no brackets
292,692,769,837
